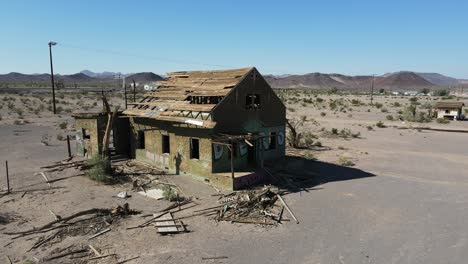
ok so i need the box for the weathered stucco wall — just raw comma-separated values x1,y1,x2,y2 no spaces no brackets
130,117,213,178
436,109,462,119
75,118,105,157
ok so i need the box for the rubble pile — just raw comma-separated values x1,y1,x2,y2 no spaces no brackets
214,187,285,225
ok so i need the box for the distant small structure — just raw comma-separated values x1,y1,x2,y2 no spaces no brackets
433,102,465,120
404,91,418,96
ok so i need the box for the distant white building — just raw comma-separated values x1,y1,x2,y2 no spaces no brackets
404,91,418,96
433,102,465,120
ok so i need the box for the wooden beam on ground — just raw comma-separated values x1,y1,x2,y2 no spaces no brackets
277,194,299,224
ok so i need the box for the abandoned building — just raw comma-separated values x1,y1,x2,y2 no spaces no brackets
433,102,465,120
73,67,286,190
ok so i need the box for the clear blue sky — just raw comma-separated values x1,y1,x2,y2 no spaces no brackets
1,0,467,78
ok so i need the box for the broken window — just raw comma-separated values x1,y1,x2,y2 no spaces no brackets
190,138,200,159
269,132,277,150
137,131,145,149
82,129,91,140
246,94,261,110
445,110,450,114
162,135,170,154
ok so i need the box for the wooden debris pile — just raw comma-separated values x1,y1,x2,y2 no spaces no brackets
212,187,286,225
3,204,140,251
40,159,88,173
115,160,165,176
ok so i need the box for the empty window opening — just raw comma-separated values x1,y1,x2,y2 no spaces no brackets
269,132,277,150
190,138,200,159
445,109,450,114
82,129,91,140
246,94,261,110
162,135,170,154
137,130,145,149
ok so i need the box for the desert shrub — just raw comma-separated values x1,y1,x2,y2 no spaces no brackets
392,102,401,107
436,118,450,124
331,128,338,134
161,185,178,201
367,125,373,131
59,121,67,129
288,107,296,112
13,119,22,125
87,155,112,183
434,89,449,96
0,114,2,121
320,112,326,117
351,99,362,105
420,102,432,109
386,115,394,121
56,134,65,141
338,156,355,167
376,121,386,128
338,128,360,138
381,108,388,113
402,105,431,122
316,97,324,103
374,102,383,109
409,97,418,104
56,106,64,113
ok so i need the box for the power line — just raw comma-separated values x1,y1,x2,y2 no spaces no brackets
58,42,237,69
55,42,296,75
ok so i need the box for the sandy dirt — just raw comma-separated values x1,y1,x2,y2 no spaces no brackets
1,90,468,264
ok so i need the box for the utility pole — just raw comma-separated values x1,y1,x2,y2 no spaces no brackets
132,79,136,102
370,74,375,105
124,84,128,109
48,41,57,114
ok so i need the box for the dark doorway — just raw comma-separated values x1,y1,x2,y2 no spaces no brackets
190,138,200,159
137,131,145,149
162,134,170,154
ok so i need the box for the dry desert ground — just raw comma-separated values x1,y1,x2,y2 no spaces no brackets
1,89,468,264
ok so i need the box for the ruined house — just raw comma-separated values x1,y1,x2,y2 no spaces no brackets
73,67,286,190
433,102,465,120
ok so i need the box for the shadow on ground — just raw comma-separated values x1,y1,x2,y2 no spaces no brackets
264,155,376,193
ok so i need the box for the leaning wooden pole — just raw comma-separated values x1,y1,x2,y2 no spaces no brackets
277,194,299,224
66,135,71,158
5,160,10,194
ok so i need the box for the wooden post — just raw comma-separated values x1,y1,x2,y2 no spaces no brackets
66,135,71,158
5,160,10,194
228,145,234,179
132,79,136,102
124,84,128,109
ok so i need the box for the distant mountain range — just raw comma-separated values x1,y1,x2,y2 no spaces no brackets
264,71,465,90
0,70,465,90
0,70,165,85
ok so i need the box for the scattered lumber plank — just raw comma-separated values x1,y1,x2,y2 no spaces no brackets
116,256,140,264
88,253,117,261
126,211,169,230
89,245,101,256
202,256,228,260
88,228,111,240
222,217,276,225
44,248,88,261
277,194,299,224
